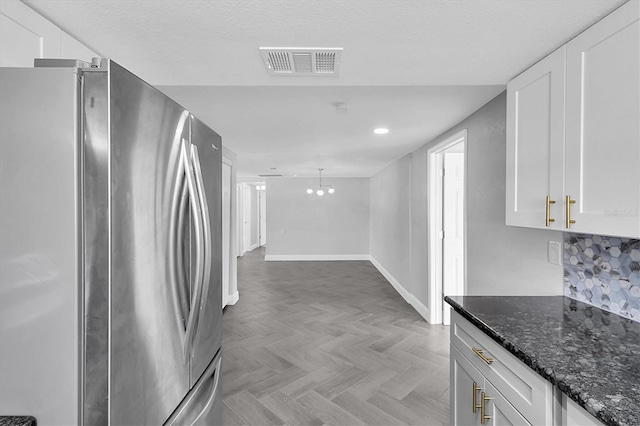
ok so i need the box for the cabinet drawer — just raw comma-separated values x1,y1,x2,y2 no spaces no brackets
450,310,553,425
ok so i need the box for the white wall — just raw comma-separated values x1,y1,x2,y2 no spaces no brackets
265,177,370,260
369,92,564,316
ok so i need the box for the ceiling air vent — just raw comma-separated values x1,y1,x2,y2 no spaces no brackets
258,174,284,177
259,48,342,76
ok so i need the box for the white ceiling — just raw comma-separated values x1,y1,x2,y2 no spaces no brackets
24,0,626,177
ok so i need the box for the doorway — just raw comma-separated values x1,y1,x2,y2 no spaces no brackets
236,182,266,255
428,129,467,325
258,186,267,247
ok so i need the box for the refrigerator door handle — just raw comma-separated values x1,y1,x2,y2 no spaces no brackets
191,356,221,424
181,138,205,361
189,144,212,357
163,354,222,426
168,146,190,342
176,180,190,324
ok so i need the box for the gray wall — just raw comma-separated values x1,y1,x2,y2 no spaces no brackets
266,177,370,257
369,92,564,310
370,156,412,288
410,145,429,302
462,93,562,295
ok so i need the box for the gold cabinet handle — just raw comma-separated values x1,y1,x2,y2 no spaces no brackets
472,347,493,364
480,391,491,425
565,195,576,228
472,381,482,413
545,195,556,227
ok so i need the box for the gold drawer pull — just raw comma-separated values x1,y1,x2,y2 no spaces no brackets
565,195,576,228
481,391,491,424
472,381,482,413
545,195,556,227
472,347,493,364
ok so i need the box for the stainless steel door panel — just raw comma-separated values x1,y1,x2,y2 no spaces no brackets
107,62,190,425
82,68,111,425
0,68,82,424
189,116,223,385
164,351,222,426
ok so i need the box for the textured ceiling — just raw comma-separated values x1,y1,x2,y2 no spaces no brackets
22,0,627,176
160,85,504,177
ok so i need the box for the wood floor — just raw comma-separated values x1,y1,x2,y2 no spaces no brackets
221,247,450,426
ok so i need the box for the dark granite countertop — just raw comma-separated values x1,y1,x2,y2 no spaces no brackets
445,296,640,426
0,417,36,426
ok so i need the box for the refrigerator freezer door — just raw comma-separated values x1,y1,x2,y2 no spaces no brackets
164,350,222,426
0,68,82,424
105,62,191,425
189,116,223,386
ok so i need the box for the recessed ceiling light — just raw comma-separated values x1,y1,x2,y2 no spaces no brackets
374,128,389,134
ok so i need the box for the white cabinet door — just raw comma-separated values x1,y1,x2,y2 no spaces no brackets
565,0,640,238
506,46,565,230
451,346,484,426
484,381,531,426
0,0,61,67
562,395,605,426
451,346,531,426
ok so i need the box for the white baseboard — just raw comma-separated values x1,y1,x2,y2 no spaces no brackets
368,255,431,323
368,256,413,303
264,254,370,261
227,291,239,305
407,292,431,323
245,243,259,253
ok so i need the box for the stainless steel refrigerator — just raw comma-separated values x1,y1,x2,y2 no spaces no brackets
0,58,223,425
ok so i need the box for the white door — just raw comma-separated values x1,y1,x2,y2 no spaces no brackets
443,151,464,325
259,188,267,246
565,1,640,238
222,162,231,307
242,184,251,253
236,184,243,257
505,46,565,230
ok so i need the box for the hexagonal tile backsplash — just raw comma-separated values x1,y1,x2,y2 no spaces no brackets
564,233,640,322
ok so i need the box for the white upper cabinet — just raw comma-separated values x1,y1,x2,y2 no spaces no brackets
0,0,98,67
0,0,61,66
506,46,565,230
565,0,639,238
506,0,640,238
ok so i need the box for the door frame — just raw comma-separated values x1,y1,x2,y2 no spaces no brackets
427,129,467,324
222,157,239,306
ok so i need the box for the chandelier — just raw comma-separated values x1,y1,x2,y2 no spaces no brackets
306,168,335,196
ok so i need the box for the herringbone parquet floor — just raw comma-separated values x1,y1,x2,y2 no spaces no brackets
221,247,450,426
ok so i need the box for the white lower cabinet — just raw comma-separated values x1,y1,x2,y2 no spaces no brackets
452,346,529,425
562,395,605,426
450,311,556,426
450,310,613,426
